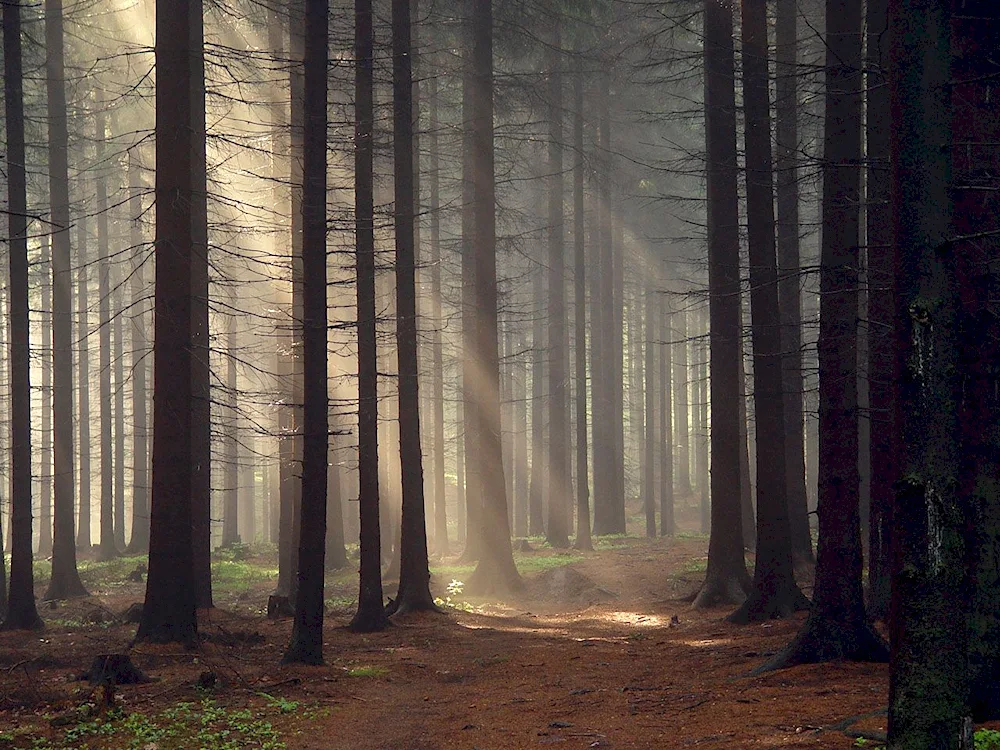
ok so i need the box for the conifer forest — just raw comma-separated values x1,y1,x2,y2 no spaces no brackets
1,0,999,747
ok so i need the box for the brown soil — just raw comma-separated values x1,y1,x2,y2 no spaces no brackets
0,531,898,749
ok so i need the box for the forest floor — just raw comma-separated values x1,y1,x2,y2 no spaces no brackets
0,502,905,750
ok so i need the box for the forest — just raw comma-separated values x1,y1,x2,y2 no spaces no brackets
0,0,998,747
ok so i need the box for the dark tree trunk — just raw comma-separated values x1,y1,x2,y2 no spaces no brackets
759,0,886,670
546,27,569,549
125,153,149,554
693,0,751,608
528,262,546,537
572,60,591,551
953,0,1000,724
660,296,674,536
222,315,239,547
775,0,812,568
643,286,656,538
113,265,125,550
728,0,807,623
2,0,43,629
459,8,482,559
466,0,521,596
283,0,329,664
39,237,52,558
76,217,91,552
456,397,466,545
674,310,691,498
349,0,388,633
863,0,891,619
267,11,284,551
887,0,967,742
98,120,116,561
428,70,448,556
696,308,709,533
135,0,201,646
389,0,436,615
190,0,212,610
738,330,756,549
325,434,347,569
515,337,530,539
44,0,88,601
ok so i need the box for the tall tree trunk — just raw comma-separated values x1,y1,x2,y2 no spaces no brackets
466,0,521,596
674,310,691,497
428,69,448,556
643,286,656,538
546,27,569,549
136,0,201,645
390,0,436,615
660,295,674,536
325,426,347,569
728,0,807,623
190,0,212,610
864,0,891,619
283,0,329,663
775,0,812,567
515,337,529,539
951,0,1000,723
39,237,52,557
75,217,91,551
738,340,756,549
696,307,709,533
759,0,886,670
2,0,43,629
528,263,546,536
44,0,88,601
98,117,115,561
573,59,591,551
349,0,388,633
223,314,239,546
887,0,966,741
126,152,149,554
693,0,751,608
113,263,125,550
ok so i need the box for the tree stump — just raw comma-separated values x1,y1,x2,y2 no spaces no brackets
82,654,150,685
267,595,294,620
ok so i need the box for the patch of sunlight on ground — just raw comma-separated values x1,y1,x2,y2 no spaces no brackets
681,638,733,648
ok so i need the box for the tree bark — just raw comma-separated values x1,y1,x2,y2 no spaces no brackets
728,0,807,623
693,0,751,608
660,295,674,536
759,0,886,670
2,0,43,628
135,0,201,645
864,0,891,619
466,0,521,596
222,314,239,547
546,26,569,549
643,286,656,538
44,0,88,601
886,0,967,742
349,0,389,633
528,260,546,537
125,152,149,554
572,59,591,551
283,0,329,663
98,115,116,560
76,217,91,552
389,0,436,615
39,237,52,558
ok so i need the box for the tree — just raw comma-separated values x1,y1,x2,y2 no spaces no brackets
76,216,91,552
126,151,149,554
727,0,807,624
135,0,201,646
775,0,813,567
643,285,656,538
885,0,964,743
349,0,389,634
283,0,329,664
659,295,674,537
2,0,42,630
572,54,591,552
759,0,886,670
222,315,240,547
97,102,116,561
39,236,52,559
693,0,751,609
465,0,521,596
864,0,892,619
44,0,88,601
389,0,436,616
546,25,570,550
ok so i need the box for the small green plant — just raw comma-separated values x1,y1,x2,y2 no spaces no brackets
260,694,300,714
976,728,1000,750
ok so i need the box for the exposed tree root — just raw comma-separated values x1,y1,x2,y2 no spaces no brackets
691,572,752,610
753,613,888,674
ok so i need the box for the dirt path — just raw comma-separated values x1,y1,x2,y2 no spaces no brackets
0,537,892,749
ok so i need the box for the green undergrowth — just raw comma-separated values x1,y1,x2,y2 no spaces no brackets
2,698,298,750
